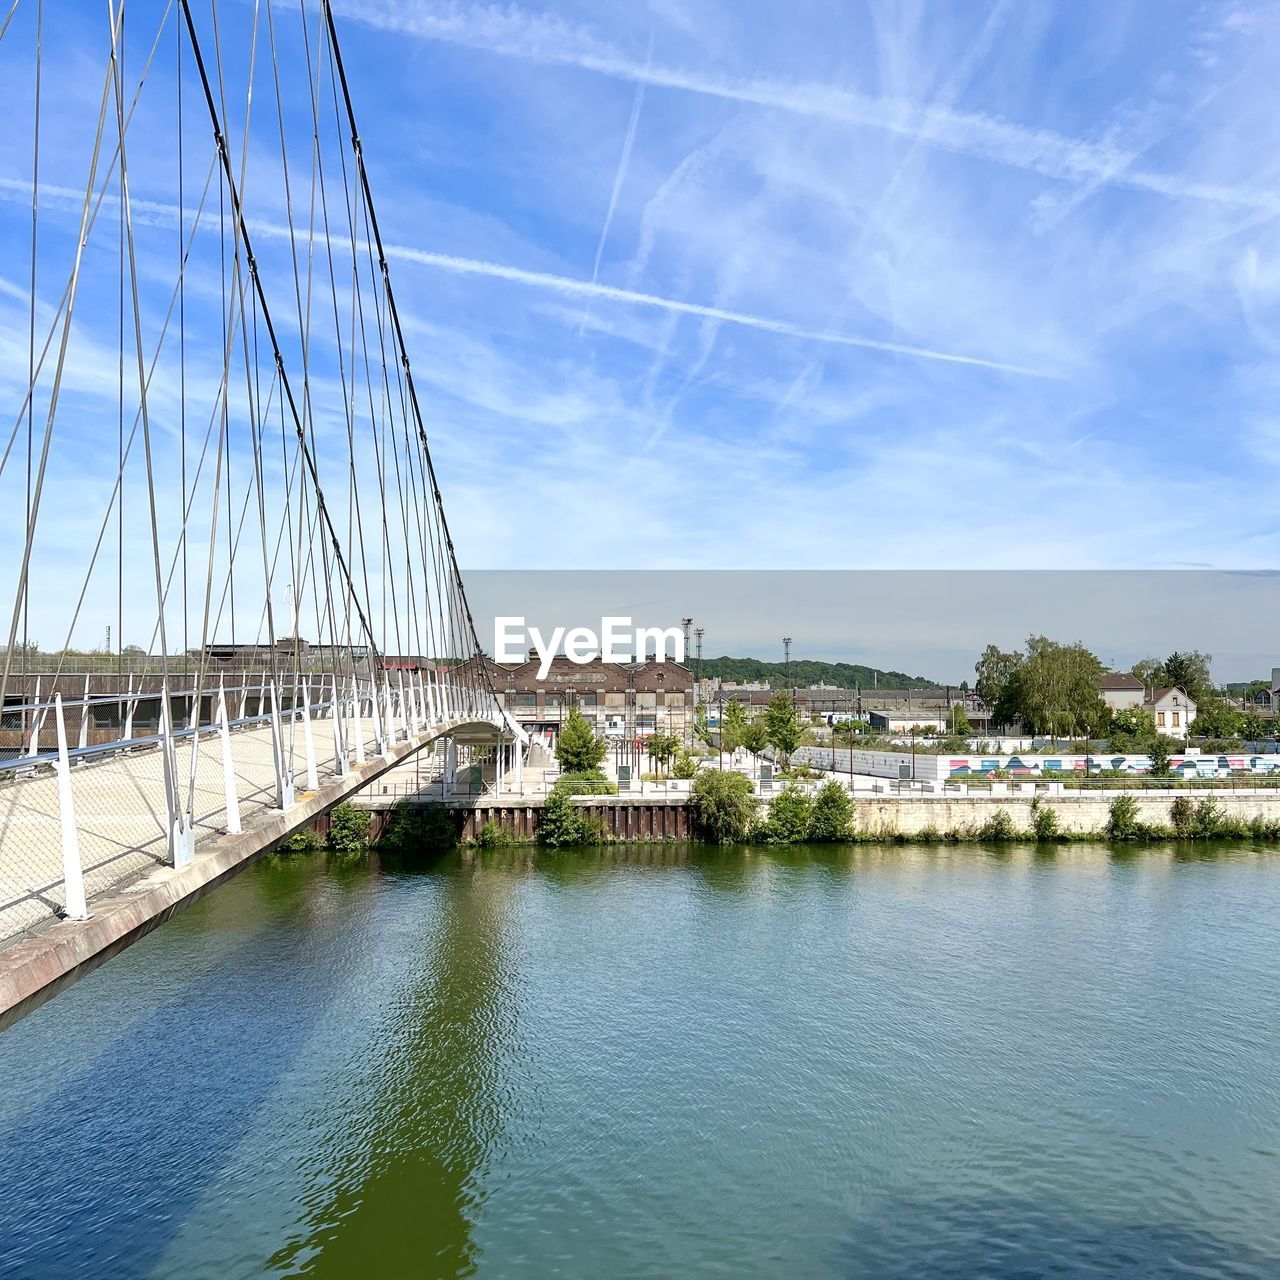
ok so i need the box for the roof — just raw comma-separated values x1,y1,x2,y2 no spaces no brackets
1097,673,1144,691
1144,685,1196,707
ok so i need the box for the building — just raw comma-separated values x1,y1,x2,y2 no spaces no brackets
1097,672,1145,711
1146,686,1196,736
868,710,948,734
473,651,693,744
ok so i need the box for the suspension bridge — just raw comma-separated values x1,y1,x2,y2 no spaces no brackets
0,0,525,1025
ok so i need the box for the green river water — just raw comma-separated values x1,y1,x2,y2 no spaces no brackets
2,841,1279,1278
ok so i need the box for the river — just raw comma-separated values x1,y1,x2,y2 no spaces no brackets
2,842,1279,1278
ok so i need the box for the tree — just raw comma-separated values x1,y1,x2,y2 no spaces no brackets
763,692,802,763
721,699,746,756
809,780,854,841
757,784,814,844
947,702,971,735
690,769,757,843
974,644,1023,728
1015,635,1106,739
539,786,593,847
1192,697,1242,741
1242,711,1270,741
1108,706,1156,753
693,704,713,748
1162,650,1214,707
555,707,606,773
1131,657,1164,689
740,718,770,772
1148,736,1171,777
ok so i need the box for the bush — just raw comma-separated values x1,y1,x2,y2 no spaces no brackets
1193,798,1227,837
555,771,618,796
1106,794,1142,840
1030,800,1061,842
278,827,322,853
327,803,372,853
691,770,757,843
472,819,506,849
809,780,855,841
672,751,698,780
756,784,814,844
1170,796,1196,838
538,786,603,847
378,804,459,853
979,808,1017,841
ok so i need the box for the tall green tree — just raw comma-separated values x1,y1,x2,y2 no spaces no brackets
763,692,802,763
555,706,607,773
740,719,770,772
947,702,971,734
721,699,746,755
1161,650,1215,706
693,704,713,748
1192,697,1242,740
974,644,1022,728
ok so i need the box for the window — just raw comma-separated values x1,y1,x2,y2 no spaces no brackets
1172,712,1180,727
1157,711,1166,727
665,692,686,707
514,692,536,708
578,693,598,707
545,692,564,707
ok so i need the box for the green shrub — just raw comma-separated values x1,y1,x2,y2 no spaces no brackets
327,803,372,854
691,770,757,844
472,819,506,849
278,827,322,853
555,707,607,773
808,780,855,841
979,807,1017,841
1106,794,1142,840
378,804,459,852
537,787,604,847
1193,798,1226,837
757,784,815,844
555,771,618,796
672,751,698,780
1170,796,1196,838
1030,800,1061,842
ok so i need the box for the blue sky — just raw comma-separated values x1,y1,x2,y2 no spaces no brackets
2,1,1280,657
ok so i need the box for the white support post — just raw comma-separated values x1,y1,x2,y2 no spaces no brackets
300,678,320,792
269,680,295,809
331,675,348,778
381,676,396,755
398,671,412,740
123,677,135,743
78,675,91,751
370,674,387,757
27,677,42,757
444,736,456,797
351,677,367,766
514,741,523,791
160,695,195,868
54,695,90,920
218,680,242,835
494,743,503,796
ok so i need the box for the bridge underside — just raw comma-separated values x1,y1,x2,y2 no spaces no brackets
0,715,512,1031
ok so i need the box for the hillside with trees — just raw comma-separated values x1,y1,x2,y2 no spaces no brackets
696,656,936,689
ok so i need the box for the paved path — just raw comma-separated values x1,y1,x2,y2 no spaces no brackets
0,713,502,947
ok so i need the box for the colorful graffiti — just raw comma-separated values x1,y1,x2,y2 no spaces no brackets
948,755,1280,778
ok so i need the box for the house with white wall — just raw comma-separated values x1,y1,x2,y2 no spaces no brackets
1097,673,1144,711
1146,686,1196,736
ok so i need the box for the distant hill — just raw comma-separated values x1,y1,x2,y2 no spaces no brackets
697,656,937,690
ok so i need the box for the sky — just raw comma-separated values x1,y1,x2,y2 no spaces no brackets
1,1,1279,672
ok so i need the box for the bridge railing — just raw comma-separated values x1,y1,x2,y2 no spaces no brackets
0,671,510,947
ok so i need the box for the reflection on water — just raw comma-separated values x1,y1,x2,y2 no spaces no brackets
268,860,514,1277
0,841,1278,1279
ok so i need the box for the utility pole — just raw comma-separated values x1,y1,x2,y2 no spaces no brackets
783,636,793,707
694,627,704,709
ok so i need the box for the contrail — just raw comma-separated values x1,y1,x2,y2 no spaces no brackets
0,176,1060,378
579,32,650,335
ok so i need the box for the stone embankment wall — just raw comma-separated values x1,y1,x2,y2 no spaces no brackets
349,791,1280,842
851,792,1280,838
